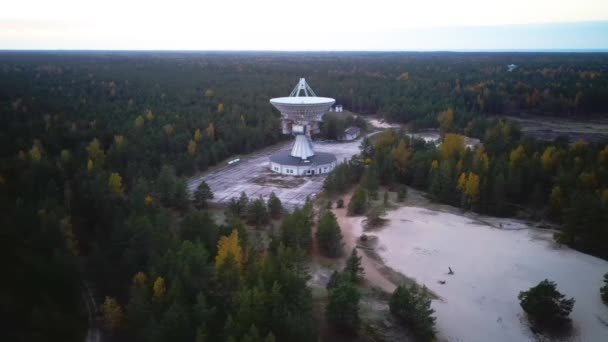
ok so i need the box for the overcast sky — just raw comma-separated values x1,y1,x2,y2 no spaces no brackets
1,0,608,50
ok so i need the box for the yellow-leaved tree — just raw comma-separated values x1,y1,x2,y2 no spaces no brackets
391,139,412,177
217,103,225,113
188,139,198,155
153,277,167,299
541,146,558,169
194,128,203,142
133,272,148,287
464,172,480,203
101,296,124,331
29,145,42,162
87,138,106,170
440,133,465,161
145,109,154,122
509,145,525,167
215,229,242,270
108,172,125,198
134,115,145,129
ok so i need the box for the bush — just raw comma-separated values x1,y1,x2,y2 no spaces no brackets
337,198,344,208
326,200,332,209
390,284,436,341
366,205,386,228
518,279,575,332
348,187,367,215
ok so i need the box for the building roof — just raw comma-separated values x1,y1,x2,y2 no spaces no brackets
270,150,337,167
270,96,335,105
344,126,361,135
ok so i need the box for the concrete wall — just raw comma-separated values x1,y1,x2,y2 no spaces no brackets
270,161,336,176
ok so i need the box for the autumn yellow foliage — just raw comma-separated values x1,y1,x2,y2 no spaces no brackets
438,108,454,134
441,133,465,160
108,172,125,198
188,139,198,155
509,145,525,167
153,277,167,299
194,128,203,142
215,229,243,270
101,296,124,331
134,115,145,129
133,272,148,287
391,139,412,176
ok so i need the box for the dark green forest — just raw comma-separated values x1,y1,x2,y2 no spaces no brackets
1,51,607,341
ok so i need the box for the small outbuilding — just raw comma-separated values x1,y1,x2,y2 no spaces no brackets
342,126,361,141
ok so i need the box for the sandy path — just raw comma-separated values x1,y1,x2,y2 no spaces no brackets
332,191,397,293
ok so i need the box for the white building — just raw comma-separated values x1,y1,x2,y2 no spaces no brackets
341,126,361,141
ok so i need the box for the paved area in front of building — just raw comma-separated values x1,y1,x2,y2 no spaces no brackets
187,136,368,210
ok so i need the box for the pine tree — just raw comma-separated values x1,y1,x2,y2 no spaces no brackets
246,197,269,227
193,181,214,209
316,211,344,257
344,248,364,282
390,284,436,341
267,192,283,219
326,280,360,335
518,279,575,331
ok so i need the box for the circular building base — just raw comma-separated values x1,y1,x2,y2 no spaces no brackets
269,150,337,176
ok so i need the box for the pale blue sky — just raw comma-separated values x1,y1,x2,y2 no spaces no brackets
1,0,607,50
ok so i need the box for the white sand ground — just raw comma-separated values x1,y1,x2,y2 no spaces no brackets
364,207,608,342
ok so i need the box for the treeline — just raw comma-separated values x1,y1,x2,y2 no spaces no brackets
1,51,607,340
325,113,608,259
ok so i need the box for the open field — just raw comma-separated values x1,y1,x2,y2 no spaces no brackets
506,115,608,142
353,205,608,342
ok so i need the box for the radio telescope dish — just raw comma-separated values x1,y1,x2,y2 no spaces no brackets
268,78,337,176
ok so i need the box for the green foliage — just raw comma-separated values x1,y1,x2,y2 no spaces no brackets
316,211,344,257
366,205,386,228
390,284,436,341
518,279,575,331
267,192,283,219
246,197,270,227
180,210,218,254
326,280,361,335
279,206,314,251
193,181,214,209
344,248,364,283
4,52,608,342
348,187,367,216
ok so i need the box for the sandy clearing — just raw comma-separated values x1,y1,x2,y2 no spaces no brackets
359,206,608,342
331,191,397,293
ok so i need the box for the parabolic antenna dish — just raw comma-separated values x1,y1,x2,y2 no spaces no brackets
270,78,335,122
